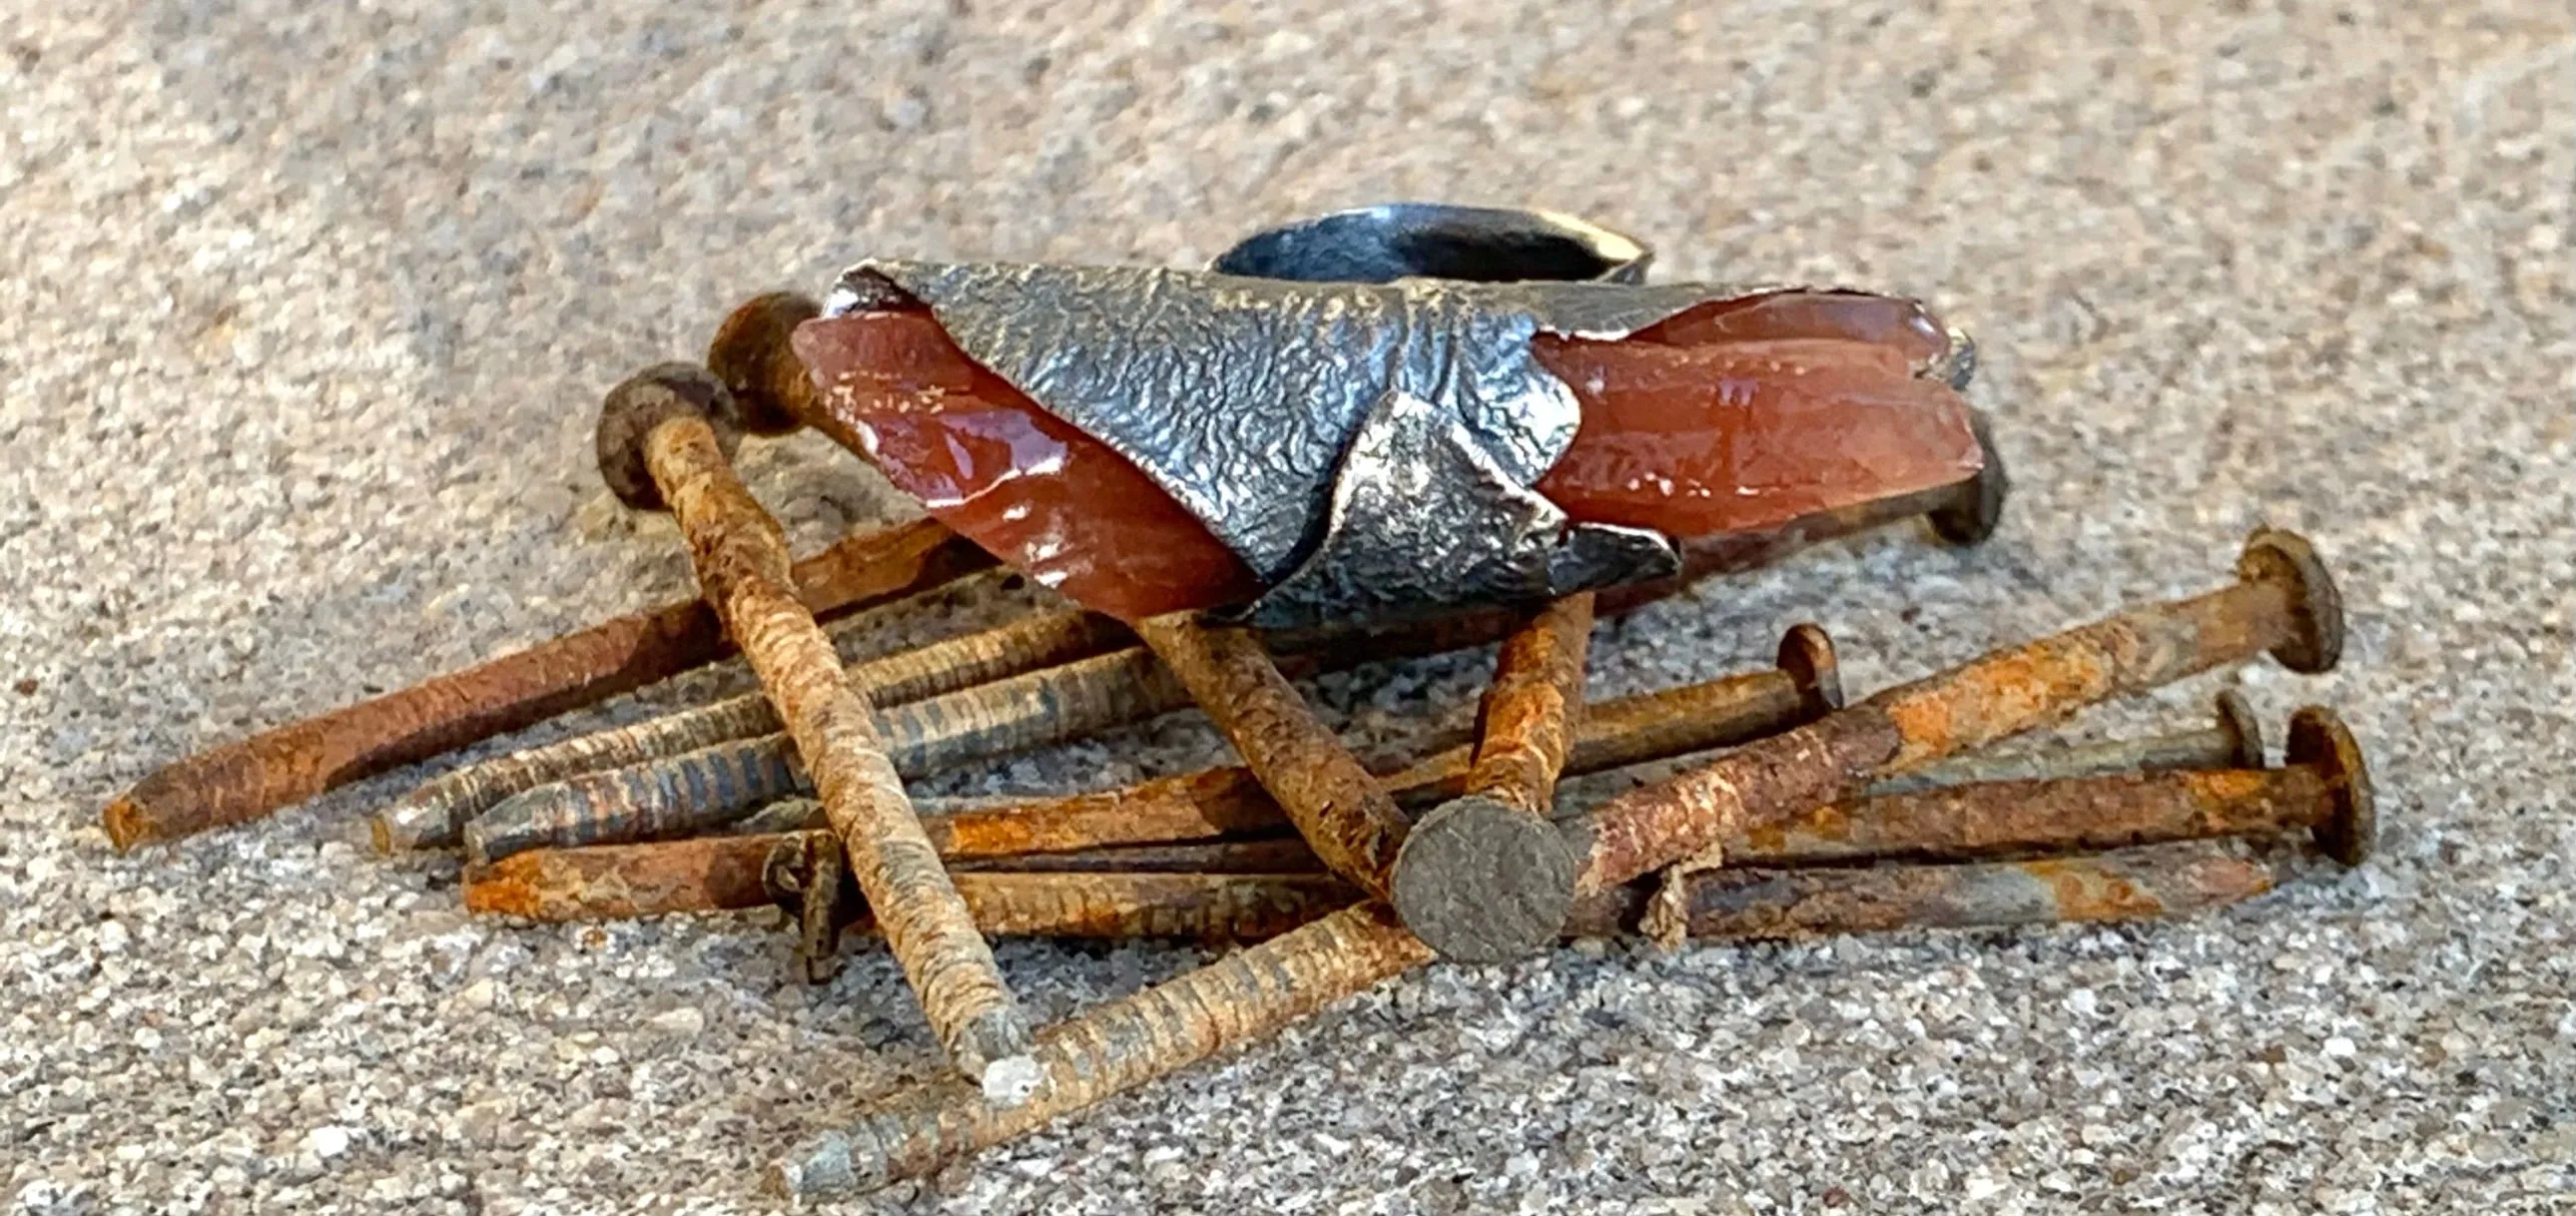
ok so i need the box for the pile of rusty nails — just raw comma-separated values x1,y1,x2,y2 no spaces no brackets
103,297,2367,1198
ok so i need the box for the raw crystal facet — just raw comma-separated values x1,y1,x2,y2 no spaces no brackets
1532,292,1982,538
792,309,1260,622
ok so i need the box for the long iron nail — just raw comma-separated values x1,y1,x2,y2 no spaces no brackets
464,837,1347,932
1390,593,1594,961
101,517,986,851
451,646,1184,864
378,605,1129,852
768,903,1432,1198
1399,528,2343,960
1729,705,2372,867
1130,614,1416,899
1567,839,2287,939
946,839,1323,875
616,365,1034,1101
1861,688,2264,796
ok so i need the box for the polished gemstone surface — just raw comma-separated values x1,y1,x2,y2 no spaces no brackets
792,308,1260,622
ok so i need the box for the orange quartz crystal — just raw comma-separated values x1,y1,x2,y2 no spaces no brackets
791,290,1980,621
791,308,1261,622
1533,291,1983,537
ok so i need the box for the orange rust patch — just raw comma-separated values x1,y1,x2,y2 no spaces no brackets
464,836,781,920
926,769,1286,859
2018,857,2169,920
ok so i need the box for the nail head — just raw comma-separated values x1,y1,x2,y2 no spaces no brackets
708,293,823,436
2213,689,2265,769
2284,705,2373,867
2237,527,2343,675
1773,623,1844,717
597,362,742,510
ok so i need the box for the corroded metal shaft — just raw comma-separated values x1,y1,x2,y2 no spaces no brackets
1861,689,2264,797
769,905,1435,1197
1132,614,1413,899
1736,715,2369,868
101,518,985,850
619,365,1034,1101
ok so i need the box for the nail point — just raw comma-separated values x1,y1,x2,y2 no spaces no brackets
979,1054,1044,1107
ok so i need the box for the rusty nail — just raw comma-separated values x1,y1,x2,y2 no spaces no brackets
1729,704,2373,868
101,516,986,852
466,832,786,919
768,902,1432,1197
448,645,1186,864
465,832,1351,927
1394,528,2342,960
946,838,1324,875
1860,689,2264,797
880,871,1355,941
459,736,804,866
1132,613,1413,900
1567,839,2286,939
609,363,1035,1101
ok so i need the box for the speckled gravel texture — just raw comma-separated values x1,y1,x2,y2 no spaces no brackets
6,2,2573,1212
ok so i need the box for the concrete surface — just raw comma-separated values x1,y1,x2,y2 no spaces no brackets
5,1,2574,1212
